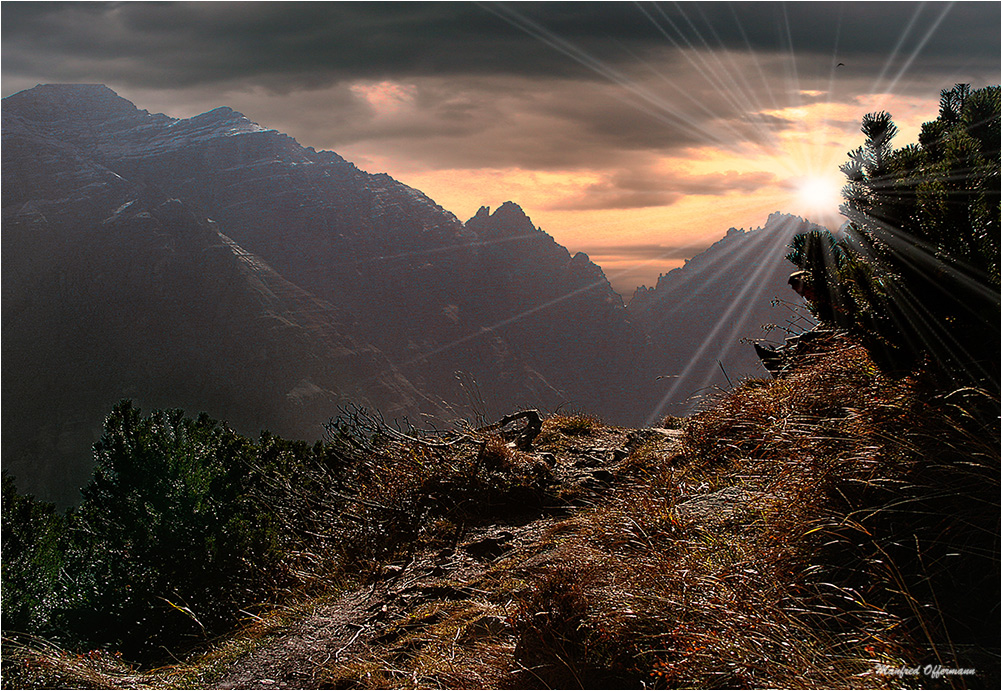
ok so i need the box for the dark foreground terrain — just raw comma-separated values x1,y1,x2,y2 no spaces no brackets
4,334,998,689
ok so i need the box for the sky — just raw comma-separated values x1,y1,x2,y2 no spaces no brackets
3,1,1000,296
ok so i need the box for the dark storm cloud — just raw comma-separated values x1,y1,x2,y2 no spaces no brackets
295,63,806,174
2,2,997,189
3,2,999,94
279,75,720,172
0,2,621,90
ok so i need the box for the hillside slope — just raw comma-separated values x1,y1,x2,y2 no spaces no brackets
6,335,996,689
4,83,812,505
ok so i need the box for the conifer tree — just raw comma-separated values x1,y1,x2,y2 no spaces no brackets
789,84,1000,387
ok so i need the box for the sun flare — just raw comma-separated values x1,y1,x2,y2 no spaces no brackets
794,174,844,223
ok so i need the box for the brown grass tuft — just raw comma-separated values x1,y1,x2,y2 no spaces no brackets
12,335,995,688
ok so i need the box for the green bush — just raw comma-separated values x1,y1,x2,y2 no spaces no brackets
789,84,1000,388
2,402,292,661
56,402,279,657
1,476,67,638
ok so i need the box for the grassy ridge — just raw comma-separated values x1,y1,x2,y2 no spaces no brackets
3,333,997,688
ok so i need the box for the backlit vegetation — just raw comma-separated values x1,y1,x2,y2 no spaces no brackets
788,84,1000,387
3,333,996,688
3,82,998,689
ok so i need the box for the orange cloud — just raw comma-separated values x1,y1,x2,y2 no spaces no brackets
349,80,417,114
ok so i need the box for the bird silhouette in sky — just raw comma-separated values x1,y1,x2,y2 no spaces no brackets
837,62,846,68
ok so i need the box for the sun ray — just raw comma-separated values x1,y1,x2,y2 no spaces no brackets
396,275,615,369
480,3,735,150
690,2,784,133
483,1,798,161
868,2,929,98
294,231,547,281
816,4,845,175
351,2,990,400
643,221,803,424
644,3,759,125
726,2,783,114
875,2,956,109
638,2,786,151
372,197,800,386
836,211,1000,386
478,0,966,245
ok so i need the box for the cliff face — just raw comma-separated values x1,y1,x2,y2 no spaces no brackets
628,213,826,422
3,85,651,502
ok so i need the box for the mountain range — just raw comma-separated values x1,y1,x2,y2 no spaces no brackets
2,84,826,504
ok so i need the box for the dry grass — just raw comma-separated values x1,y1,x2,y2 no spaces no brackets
252,416,560,589
317,599,516,689
494,332,999,689
1,596,339,689
548,413,601,437
7,334,996,688
1,637,144,689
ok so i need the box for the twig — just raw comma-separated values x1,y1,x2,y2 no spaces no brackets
334,624,369,663
718,360,734,389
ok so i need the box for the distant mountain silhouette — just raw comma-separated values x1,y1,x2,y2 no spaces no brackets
629,213,828,422
3,84,822,503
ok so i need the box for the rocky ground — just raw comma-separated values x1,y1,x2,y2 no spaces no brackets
207,424,683,689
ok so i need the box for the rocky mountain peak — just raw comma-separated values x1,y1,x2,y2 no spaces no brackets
4,83,142,124
763,210,808,229
626,211,829,419
493,200,530,220
465,201,539,240
183,105,272,133
170,106,278,146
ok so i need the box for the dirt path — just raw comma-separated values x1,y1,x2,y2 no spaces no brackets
209,426,683,689
212,519,549,689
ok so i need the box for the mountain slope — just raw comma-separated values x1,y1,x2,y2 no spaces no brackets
2,98,440,503
3,84,815,503
462,202,649,422
629,212,827,421
3,84,649,502
4,84,644,413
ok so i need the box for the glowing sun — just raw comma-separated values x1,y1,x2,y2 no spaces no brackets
793,174,844,224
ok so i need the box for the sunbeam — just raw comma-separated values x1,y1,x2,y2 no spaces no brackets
397,275,616,369
643,219,804,424
877,3,956,108
2,6,999,677
483,1,788,159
